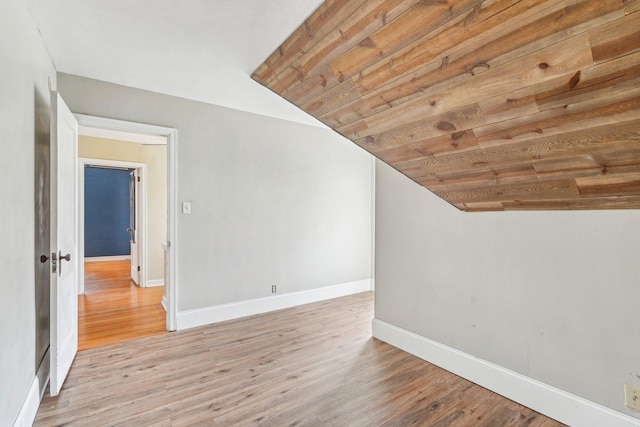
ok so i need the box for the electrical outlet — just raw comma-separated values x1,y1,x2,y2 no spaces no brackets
271,284,277,294
624,383,640,411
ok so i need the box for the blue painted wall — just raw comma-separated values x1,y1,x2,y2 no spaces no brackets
84,166,133,257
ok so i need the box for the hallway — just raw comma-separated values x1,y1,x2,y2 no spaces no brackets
79,260,166,350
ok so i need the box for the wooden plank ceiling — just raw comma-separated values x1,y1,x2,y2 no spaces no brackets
253,0,640,211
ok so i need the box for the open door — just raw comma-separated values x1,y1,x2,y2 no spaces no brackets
49,91,78,396
129,169,140,284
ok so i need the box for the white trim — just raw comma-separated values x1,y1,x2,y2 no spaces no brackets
161,295,168,312
166,129,178,331
85,255,131,262
78,125,167,145
74,115,178,332
12,377,40,427
372,319,640,427
78,158,147,294
75,114,171,143
370,157,376,292
146,279,164,287
79,158,146,169
177,279,372,330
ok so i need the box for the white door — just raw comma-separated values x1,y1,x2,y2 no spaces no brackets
50,91,78,396
129,169,140,284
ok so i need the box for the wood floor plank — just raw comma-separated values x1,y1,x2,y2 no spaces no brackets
79,260,166,351
36,292,565,426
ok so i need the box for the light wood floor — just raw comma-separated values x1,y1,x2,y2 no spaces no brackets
79,260,166,351
37,291,564,426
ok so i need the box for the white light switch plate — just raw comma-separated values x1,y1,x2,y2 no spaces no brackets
624,383,640,411
182,202,192,214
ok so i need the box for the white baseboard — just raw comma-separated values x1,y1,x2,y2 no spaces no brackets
177,279,373,330
13,377,40,427
84,255,131,262
372,319,640,427
146,279,164,287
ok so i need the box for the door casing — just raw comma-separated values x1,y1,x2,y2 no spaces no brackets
75,114,178,331
78,159,147,290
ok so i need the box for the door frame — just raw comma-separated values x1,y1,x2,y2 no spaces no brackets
75,114,178,331
78,159,147,289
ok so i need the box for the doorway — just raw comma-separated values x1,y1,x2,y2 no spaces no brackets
78,158,163,349
79,159,148,290
79,151,164,348
75,114,178,332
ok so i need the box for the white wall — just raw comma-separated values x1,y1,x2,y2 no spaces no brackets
0,0,57,425
58,73,373,312
79,136,167,282
374,160,640,419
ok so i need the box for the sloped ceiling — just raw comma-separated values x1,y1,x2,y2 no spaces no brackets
25,0,326,127
253,0,640,211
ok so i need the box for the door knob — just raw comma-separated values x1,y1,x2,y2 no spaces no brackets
57,251,70,276
40,255,50,263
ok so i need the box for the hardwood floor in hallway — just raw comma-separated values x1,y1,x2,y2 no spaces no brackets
37,291,564,426
79,260,166,351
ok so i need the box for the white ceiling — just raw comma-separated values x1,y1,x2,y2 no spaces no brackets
25,0,326,127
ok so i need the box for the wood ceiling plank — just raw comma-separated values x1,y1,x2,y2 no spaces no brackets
460,202,505,211
302,79,362,117
415,163,538,188
475,79,640,147
276,64,346,113
375,130,479,164
272,0,422,105
478,87,540,127
435,178,580,203
396,119,640,176
476,93,640,148
589,11,640,63
274,3,400,93
263,0,414,96
533,155,599,174
502,196,640,210
327,0,620,126
355,0,558,93
355,104,485,153
339,45,638,144
534,52,640,111
530,154,640,182
593,148,640,167
268,63,339,97
625,0,640,13
474,51,640,129
536,162,640,182
256,0,369,85
328,0,482,81
576,173,640,197
332,31,594,141
478,54,640,138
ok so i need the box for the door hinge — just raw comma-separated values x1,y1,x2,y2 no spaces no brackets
137,266,141,272
51,252,58,274
137,176,140,182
